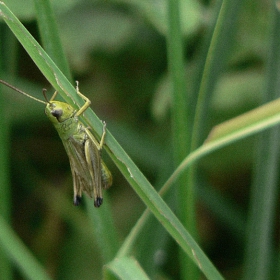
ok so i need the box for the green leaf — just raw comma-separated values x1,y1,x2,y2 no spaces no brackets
0,0,35,20
0,214,51,280
163,98,280,197
34,0,72,80
104,256,149,280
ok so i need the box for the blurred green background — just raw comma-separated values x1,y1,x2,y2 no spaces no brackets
0,0,279,279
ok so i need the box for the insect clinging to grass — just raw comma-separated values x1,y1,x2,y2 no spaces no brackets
0,79,112,207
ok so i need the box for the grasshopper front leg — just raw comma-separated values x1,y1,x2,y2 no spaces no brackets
74,81,92,117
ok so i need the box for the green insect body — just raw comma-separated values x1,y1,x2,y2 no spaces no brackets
45,89,112,207
0,79,112,207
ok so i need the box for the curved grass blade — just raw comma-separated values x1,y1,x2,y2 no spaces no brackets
104,256,149,280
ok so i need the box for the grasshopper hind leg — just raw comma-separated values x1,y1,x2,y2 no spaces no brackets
84,138,104,208
74,195,82,206
94,197,103,207
72,167,83,206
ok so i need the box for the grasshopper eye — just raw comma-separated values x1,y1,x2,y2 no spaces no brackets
51,109,63,120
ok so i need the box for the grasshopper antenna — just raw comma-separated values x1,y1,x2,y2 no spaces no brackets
0,79,47,105
42,88,50,103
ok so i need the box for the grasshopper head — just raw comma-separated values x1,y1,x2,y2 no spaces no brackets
45,101,75,123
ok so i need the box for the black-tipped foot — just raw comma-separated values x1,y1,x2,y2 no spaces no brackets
94,197,103,208
74,195,82,206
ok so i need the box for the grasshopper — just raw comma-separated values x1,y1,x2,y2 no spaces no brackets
0,79,112,207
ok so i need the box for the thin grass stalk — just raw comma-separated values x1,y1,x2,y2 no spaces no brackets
0,215,52,280
0,26,12,280
0,88,12,280
185,1,243,277
85,196,119,263
242,6,280,280
191,0,243,148
191,0,222,113
166,1,195,279
188,2,243,237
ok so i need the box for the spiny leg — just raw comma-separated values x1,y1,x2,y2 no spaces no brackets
85,121,107,151
71,161,83,206
99,121,107,149
75,81,91,117
75,81,107,150
84,139,103,207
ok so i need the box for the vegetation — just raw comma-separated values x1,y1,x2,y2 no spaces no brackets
0,0,279,279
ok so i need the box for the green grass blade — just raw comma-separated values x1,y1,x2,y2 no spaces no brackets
166,1,194,278
85,196,119,263
105,139,224,279
167,0,190,161
0,102,12,280
191,0,222,105
116,207,150,259
104,256,150,280
33,0,72,80
0,214,52,280
0,2,77,107
242,7,280,280
163,97,280,196
0,44,12,280
207,99,280,142
191,0,243,148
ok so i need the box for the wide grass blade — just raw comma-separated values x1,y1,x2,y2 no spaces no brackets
104,256,150,280
0,41,12,280
158,98,280,208
85,196,119,263
0,215,52,280
242,6,280,280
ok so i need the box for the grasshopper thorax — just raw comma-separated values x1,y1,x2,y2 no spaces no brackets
45,101,76,123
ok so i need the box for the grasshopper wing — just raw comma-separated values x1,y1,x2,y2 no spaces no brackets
85,127,112,190
63,133,103,207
